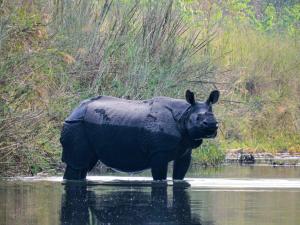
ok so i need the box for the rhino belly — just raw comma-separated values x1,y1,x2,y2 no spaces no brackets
84,122,151,172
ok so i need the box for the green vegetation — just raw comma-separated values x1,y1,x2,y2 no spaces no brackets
0,0,299,176
192,141,225,167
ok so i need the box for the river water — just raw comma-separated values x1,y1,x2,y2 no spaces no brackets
1,165,300,225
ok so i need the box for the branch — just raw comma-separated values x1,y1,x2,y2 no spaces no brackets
188,80,231,85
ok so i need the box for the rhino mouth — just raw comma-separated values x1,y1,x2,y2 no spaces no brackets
198,129,217,139
188,126,218,140
204,130,217,138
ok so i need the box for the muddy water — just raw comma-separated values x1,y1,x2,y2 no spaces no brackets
1,165,300,225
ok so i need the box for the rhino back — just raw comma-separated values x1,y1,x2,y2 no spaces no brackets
84,96,150,127
82,96,184,172
83,96,182,137
65,99,92,122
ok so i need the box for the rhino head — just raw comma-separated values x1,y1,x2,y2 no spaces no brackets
184,90,220,140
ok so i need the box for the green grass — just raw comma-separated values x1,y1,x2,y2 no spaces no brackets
192,141,225,166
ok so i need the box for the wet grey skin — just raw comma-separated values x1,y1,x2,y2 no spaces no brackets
60,90,220,181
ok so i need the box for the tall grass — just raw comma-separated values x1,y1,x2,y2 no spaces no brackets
212,25,300,152
51,0,216,98
0,0,216,175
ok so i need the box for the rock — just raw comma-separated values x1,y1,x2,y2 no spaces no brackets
239,153,255,164
37,172,49,177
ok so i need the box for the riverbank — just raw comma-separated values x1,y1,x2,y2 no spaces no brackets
2,147,300,178
2,149,300,178
224,150,300,166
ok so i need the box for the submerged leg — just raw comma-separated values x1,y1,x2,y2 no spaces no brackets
150,152,169,180
63,165,87,180
173,149,192,180
63,158,98,180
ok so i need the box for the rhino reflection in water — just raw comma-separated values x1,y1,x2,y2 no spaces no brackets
60,184,203,225
60,90,220,180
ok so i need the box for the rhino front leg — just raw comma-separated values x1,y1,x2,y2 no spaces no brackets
172,149,192,180
150,152,169,180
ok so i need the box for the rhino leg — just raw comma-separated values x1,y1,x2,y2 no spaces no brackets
63,166,87,180
172,149,192,180
63,158,98,180
60,121,97,180
150,152,168,180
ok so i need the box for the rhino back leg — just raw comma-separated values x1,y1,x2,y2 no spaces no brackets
60,121,97,180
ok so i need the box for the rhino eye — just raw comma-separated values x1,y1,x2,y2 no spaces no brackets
196,114,203,121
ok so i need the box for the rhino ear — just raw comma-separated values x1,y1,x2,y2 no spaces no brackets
206,90,220,105
185,90,195,105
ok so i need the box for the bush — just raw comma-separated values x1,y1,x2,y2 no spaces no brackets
192,141,225,166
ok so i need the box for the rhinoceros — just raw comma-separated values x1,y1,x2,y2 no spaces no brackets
60,90,219,180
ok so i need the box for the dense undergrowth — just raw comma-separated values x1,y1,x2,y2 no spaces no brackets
0,0,299,176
